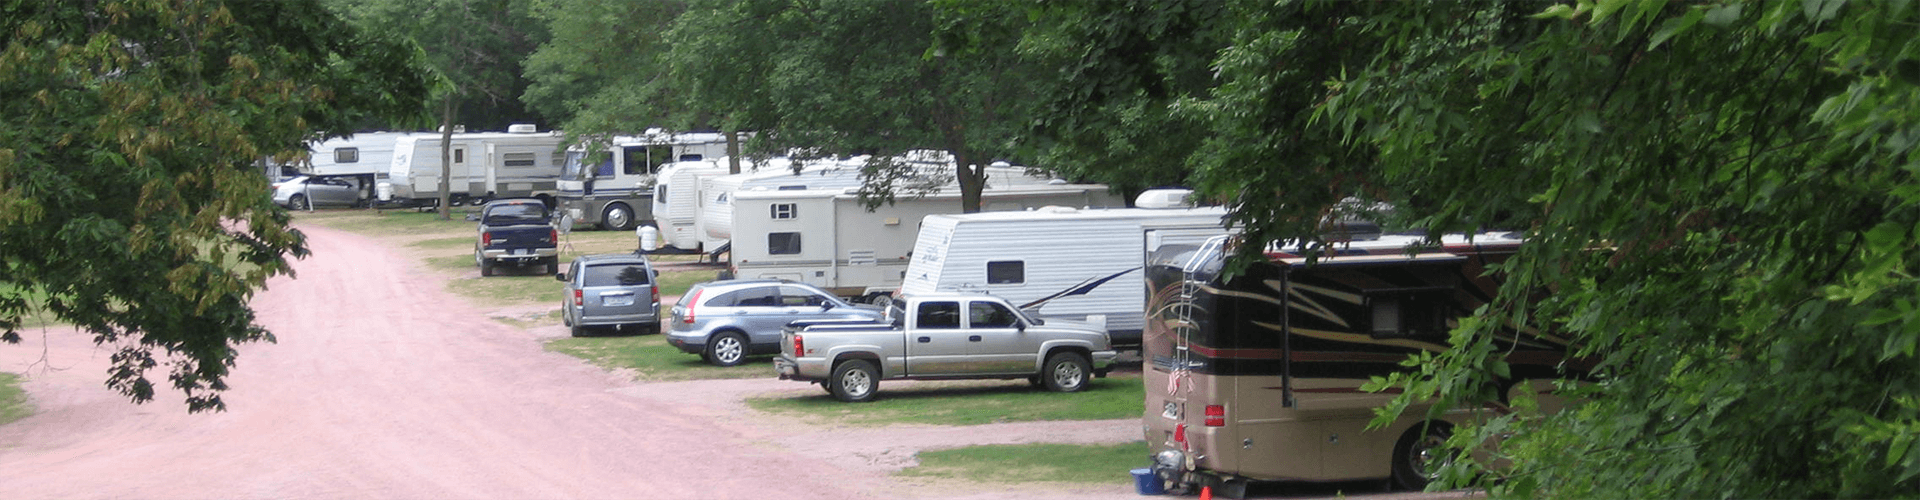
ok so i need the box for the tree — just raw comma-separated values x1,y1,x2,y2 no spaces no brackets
1039,0,1920,496
331,0,549,219
0,0,430,411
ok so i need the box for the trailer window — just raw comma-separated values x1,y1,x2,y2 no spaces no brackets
502,152,537,168
917,302,962,329
987,261,1024,284
769,232,801,255
334,148,358,163
771,203,798,220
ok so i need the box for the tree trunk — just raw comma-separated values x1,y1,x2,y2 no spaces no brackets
436,95,456,220
725,130,742,174
951,149,985,213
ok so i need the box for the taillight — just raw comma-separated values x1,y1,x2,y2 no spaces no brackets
1204,405,1226,427
548,229,558,243
792,333,804,354
650,284,659,302
681,289,702,324
482,231,493,247
572,289,583,307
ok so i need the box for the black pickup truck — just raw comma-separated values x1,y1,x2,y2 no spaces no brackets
471,199,560,277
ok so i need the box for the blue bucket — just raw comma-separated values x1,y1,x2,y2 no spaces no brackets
1131,468,1164,495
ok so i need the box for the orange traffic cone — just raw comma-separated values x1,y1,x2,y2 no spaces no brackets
1198,486,1212,500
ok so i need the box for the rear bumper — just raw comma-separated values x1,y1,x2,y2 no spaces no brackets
481,248,558,262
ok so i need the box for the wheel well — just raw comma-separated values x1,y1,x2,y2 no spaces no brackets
1043,346,1091,364
832,352,883,378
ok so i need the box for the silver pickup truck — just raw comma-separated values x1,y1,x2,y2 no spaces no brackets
775,292,1118,402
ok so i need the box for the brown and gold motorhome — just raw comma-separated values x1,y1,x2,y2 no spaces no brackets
1140,232,1579,497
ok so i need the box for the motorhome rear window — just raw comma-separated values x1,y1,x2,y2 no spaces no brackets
771,203,798,220
503,152,537,168
987,261,1024,284
769,232,801,255
334,148,358,163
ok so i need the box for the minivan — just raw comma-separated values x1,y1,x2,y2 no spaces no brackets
557,254,660,336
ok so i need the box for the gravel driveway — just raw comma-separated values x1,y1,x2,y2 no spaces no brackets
0,222,1139,499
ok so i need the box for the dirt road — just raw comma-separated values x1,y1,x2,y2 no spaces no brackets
0,223,1144,499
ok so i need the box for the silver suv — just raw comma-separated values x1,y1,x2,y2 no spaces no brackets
557,254,660,337
667,280,883,366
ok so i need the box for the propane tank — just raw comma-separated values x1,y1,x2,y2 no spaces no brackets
636,224,660,252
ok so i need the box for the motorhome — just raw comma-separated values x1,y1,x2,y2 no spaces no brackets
696,154,1054,256
555,131,731,230
1139,233,1583,496
378,125,568,208
650,158,733,251
895,193,1231,347
726,182,1123,302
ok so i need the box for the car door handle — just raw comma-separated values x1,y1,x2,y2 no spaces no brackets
917,336,931,343
969,335,982,342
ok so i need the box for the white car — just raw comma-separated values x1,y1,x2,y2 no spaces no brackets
273,175,365,210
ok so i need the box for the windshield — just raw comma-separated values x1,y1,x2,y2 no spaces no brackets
561,151,587,181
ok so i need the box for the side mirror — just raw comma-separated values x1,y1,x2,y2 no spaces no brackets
554,272,567,282
821,301,835,311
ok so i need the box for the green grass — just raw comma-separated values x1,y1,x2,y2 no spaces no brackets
746,374,1144,426
542,333,781,381
899,441,1148,485
0,372,32,426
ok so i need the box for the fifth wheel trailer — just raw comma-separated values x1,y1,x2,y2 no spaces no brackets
896,193,1232,347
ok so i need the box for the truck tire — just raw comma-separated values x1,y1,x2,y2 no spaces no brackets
1390,421,1454,491
829,359,879,403
477,250,495,277
543,257,559,276
1040,352,1092,392
706,332,746,366
602,203,635,231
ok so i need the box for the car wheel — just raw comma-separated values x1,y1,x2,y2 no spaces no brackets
289,194,309,211
478,251,495,277
829,359,878,403
706,333,746,366
570,323,590,338
603,203,635,231
1390,421,1455,491
1040,352,1091,392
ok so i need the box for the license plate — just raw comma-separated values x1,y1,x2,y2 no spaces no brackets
512,248,530,256
1162,401,1182,420
602,295,635,307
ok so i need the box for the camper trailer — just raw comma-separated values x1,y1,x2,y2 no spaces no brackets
697,154,1054,256
303,131,421,178
726,182,1124,301
555,131,730,230
895,195,1231,347
1140,233,1583,496
378,125,568,208
651,158,734,252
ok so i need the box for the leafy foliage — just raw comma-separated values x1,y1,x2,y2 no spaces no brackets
1044,0,1920,496
0,0,429,411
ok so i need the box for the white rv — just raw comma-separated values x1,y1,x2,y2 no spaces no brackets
726,182,1124,301
897,192,1232,347
650,158,732,251
697,154,1054,255
302,131,422,178
555,131,731,230
378,125,568,207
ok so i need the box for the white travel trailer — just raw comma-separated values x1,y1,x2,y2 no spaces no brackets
555,131,731,230
726,182,1125,301
897,192,1232,347
302,131,422,178
378,124,569,207
697,154,1055,255
650,158,733,251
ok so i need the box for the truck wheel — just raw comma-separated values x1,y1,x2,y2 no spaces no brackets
1391,421,1454,491
289,194,309,211
706,333,746,366
543,257,559,276
603,203,635,231
1040,352,1092,392
829,359,878,402
477,250,495,277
